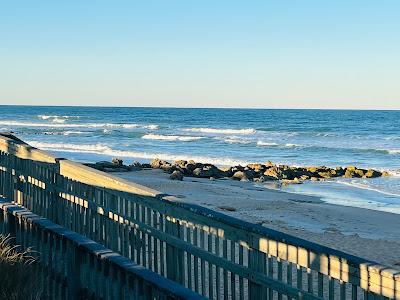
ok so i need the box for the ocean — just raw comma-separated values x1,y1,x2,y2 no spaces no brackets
1,105,399,213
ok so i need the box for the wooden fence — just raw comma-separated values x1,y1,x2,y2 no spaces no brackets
0,133,399,299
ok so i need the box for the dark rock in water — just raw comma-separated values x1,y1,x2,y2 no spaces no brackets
243,167,256,178
193,167,213,178
93,157,387,182
96,161,118,169
280,168,297,180
161,163,175,173
318,171,333,179
354,169,366,177
170,170,183,181
131,161,142,168
363,169,382,178
212,168,228,178
230,165,245,173
185,163,196,173
344,167,365,178
335,167,345,177
174,160,188,169
112,158,123,166
129,161,142,171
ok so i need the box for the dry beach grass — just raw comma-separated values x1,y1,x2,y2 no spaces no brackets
0,235,42,300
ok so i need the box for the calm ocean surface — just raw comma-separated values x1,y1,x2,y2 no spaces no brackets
1,105,399,213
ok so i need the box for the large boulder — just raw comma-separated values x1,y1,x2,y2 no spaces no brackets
161,163,175,173
334,167,345,177
318,171,333,179
247,163,265,173
265,161,275,167
150,158,166,169
95,161,117,169
344,169,355,178
263,166,280,180
170,170,184,181
363,169,382,178
192,167,213,178
232,171,251,181
185,163,197,173
174,160,188,169
112,158,123,166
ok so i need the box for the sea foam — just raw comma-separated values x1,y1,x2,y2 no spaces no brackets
0,120,158,130
27,141,249,167
182,127,256,135
256,141,279,146
142,134,203,142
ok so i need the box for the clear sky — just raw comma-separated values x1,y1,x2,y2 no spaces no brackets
1,1,399,109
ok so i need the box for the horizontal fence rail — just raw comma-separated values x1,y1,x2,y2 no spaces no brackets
0,200,205,300
0,133,399,300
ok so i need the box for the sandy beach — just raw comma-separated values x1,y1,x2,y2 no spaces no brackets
115,168,400,268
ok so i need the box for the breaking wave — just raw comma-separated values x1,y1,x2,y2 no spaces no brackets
0,120,159,130
223,137,252,144
142,134,203,142
27,141,249,166
182,127,256,135
256,141,279,146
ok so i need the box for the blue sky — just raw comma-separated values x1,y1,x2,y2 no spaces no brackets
1,1,399,109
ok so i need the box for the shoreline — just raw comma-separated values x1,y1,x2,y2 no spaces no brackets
113,168,400,268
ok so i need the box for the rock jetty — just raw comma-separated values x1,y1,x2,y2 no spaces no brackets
86,158,390,184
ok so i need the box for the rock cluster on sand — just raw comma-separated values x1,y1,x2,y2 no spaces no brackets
87,157,389,184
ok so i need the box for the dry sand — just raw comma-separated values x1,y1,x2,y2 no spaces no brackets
115,169,400,268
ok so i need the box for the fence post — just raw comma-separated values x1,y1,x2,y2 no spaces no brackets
66,240,82,300
165,216,178,282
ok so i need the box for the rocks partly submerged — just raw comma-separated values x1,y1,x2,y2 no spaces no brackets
86,158,390,184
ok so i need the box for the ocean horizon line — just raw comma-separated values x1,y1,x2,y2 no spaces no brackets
0,104,399,111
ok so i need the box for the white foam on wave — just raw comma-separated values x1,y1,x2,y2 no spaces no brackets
42,131,85,136
382,149,400,155
27,141,249,167
182,127,256,135
38,115,80,121
223,137,252,144
0,120,159,130
142,134,203,142
256,141,279,146
63,131,85,136
285,143,300,148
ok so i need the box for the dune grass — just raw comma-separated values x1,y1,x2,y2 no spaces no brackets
0,234,42,300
